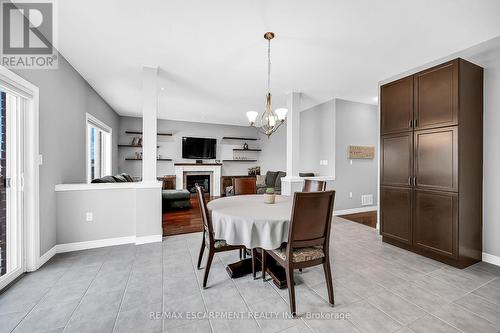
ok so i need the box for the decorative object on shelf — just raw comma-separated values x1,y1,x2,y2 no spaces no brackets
215,160,221,164
243,142,249,150
264,187,276,204
134,151,140,159
137,137,143,146
246,32,288,137
196,159,203,164
131,137,139,146
248,166,261,175
348,145,375,159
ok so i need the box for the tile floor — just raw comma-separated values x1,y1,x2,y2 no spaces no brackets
1,217,500,333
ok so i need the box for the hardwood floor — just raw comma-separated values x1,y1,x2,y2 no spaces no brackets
162,195,218,236
338,210,377,228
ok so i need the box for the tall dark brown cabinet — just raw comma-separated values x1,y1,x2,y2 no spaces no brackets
380,58,483,268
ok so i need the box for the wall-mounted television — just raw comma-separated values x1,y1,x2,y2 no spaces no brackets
182,137,217,159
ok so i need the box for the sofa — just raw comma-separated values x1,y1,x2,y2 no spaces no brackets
256,171,286,195
91,173,135,183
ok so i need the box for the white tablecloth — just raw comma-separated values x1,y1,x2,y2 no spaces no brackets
207,195,292,250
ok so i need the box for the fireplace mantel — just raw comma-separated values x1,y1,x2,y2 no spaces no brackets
174,164,222,196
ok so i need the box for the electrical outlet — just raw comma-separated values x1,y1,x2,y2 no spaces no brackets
349,192,353,199
86,212,93,222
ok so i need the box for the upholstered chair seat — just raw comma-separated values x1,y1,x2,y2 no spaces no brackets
272,245,325,262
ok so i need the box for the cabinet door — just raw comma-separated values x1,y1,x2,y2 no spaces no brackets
414,127,458,192
381,76,414,134
380,186,412,245
381,133,412,187
413,190,458,258
415,60,458,129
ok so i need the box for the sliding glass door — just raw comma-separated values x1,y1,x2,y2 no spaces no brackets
0,87,25,288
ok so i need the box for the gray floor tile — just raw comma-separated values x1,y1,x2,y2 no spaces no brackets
248,295,300,333
121,283,163,312
411,275,469,302
163,319,211,333
431,302,500,333
0,311,28,333
366,291,426,325
210,317,261,333
472,278,500,305
345,300,401,333
408,314,461,333
163,291,206,331
86,270,130,295
454,293,500,325
309,281,361,307
336,273,386,299
13,299,80,333
390,282,451,313
234,275,280,305
114,302,162,333
430,267,496,291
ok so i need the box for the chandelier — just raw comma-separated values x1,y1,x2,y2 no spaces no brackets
246,32,288,137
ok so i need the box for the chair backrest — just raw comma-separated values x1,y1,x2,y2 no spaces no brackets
287,191,335,252
195,184,214,244
232,177,256,195
302,179,327,192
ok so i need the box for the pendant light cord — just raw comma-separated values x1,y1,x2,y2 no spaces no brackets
267,38,271,94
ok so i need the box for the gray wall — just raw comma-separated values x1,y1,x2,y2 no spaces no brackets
259,124,287,174
332,99,378,211
300,100,335,176
14,55,120,255
467,40,500,258
118,116,268,177
56,186,162,244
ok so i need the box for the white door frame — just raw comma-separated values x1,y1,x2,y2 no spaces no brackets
0,65,40,284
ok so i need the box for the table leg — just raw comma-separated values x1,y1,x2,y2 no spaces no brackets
225,249,288,289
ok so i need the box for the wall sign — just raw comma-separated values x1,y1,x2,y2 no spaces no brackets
348,145,375,159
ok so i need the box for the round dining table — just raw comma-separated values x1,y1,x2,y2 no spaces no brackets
207,194,293,250
207,194,293,287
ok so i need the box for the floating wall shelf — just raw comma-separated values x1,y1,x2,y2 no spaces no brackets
118,145,159,148
125,158,172,161
222,136,259,141
125,131,172,136
233,148,261,152
222,159,258,162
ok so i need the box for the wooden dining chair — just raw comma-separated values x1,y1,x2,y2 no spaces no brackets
262,190,336,316
232,177,257,195
195,184,246,288
302,179,327,192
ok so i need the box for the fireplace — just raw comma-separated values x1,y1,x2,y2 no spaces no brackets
175,164,221,196
186,174,210,194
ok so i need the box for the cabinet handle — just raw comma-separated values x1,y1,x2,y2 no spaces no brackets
414,119,418,128
409,120,413,129
408,177,412,186
413,177,416,186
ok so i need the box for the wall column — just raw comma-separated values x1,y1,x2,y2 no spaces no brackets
141,66,158,183
281,91,303,195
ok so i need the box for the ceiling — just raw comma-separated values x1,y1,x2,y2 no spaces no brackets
58,0,500,125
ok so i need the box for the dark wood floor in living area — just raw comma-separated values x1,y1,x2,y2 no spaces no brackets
338,210,377,228
162,195,218,236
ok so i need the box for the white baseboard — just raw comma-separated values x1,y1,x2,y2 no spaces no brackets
136,234,163,245
35,245,57,271
334,206,378,216
482,252,500,266
56,236,136,253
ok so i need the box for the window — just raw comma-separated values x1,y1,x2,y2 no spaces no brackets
86,113,111,183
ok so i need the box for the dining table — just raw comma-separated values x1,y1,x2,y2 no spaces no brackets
207,194,293,288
